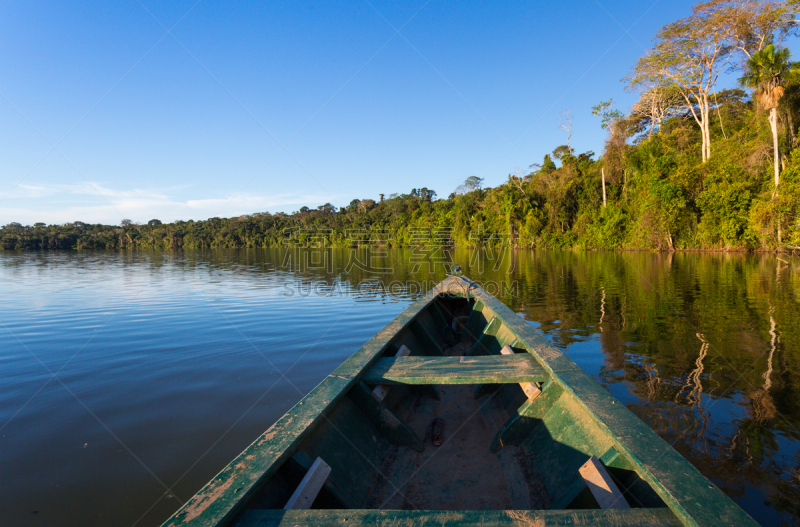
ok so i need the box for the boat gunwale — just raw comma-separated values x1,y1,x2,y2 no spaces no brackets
161,276,759,527
235,506,684,526
161,286,445,527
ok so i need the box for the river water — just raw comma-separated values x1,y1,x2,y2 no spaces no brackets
1,249,798,526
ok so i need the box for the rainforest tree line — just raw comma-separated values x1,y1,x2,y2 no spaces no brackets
3,0,800,252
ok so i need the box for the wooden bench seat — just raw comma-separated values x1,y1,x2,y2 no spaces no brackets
362,355,548,385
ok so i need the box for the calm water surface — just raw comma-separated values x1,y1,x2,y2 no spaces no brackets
1,249,799,526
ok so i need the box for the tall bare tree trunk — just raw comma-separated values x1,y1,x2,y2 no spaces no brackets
708,120,712,159
714,91,727,140
787,110,797,147
779,113,789,172
700,120,708,163
702,103,708,162
601,168,607,208
704,100,712,161
704,123,708,161
699,101,707,162
681,92,710,162
769,107,780,189
707,99,712,160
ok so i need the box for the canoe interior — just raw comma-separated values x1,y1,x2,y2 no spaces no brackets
162,277,758,527
239,293,667,515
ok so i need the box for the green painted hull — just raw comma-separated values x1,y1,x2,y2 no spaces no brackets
162,276,759,527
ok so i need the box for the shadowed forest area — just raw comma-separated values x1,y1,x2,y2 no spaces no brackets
4,0,800,252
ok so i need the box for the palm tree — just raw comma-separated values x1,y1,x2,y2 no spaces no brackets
740,44,797,190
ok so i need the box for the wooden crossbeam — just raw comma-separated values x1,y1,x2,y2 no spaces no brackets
474,344,541,399
371,345,411,402
287,452,354,508
284,457,331,510
363,354,548,386
579,455,630,509
548,448,623,510
500,345,541,400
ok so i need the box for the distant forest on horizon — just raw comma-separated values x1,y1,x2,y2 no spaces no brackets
4,0,800,253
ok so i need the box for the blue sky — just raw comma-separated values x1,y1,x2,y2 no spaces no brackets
2,0,711,225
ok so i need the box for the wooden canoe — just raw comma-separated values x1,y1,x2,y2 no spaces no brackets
162,274,758,527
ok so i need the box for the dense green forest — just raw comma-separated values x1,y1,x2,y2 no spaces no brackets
3,0,800,252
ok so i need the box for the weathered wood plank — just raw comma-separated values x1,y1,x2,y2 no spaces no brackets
547,447,623,510
286,452,353,509
232,507,683,527
579,455,630,510
474,344,542,399
362,355,548,385
283,457,331,510
349,381,424,452
371,345,411,402
501,344,542,400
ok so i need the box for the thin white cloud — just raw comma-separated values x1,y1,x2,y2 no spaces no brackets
1,182,335,225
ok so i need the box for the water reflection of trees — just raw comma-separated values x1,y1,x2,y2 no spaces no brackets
3,248,799,523
471,249,800,525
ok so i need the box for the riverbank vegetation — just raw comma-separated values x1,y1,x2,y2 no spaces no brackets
3,0,800,252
